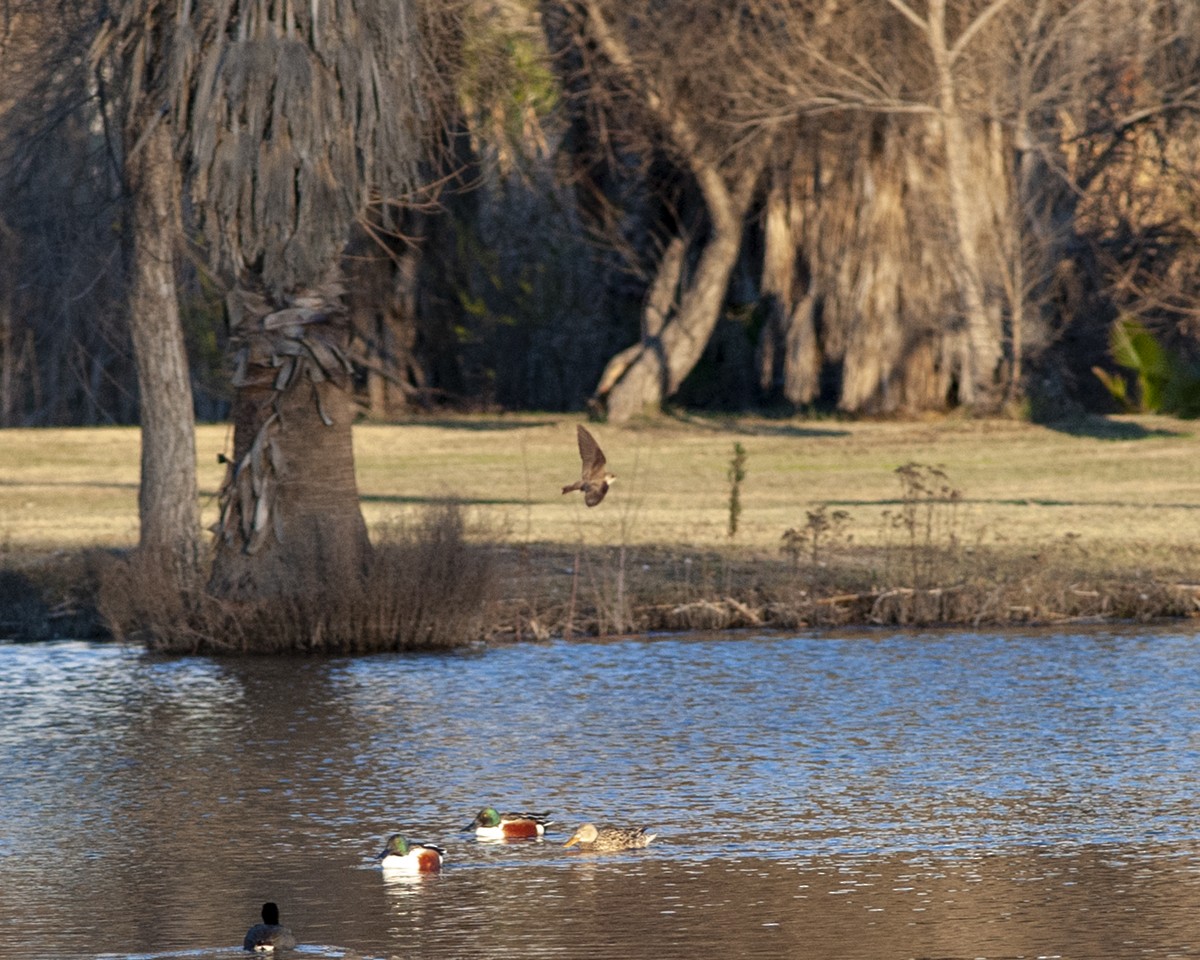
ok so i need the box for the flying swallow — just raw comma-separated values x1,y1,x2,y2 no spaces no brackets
562,424,616,507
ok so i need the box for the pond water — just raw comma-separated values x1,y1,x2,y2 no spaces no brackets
4,628,1200,959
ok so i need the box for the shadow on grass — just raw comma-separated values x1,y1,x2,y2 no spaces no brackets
381,417,559,431
1039,414,1188,440
828,497,1200,511
662,411,850,438
359,493,533,507
0,479,138,490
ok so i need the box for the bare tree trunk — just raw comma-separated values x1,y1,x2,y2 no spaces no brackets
594,235,685,399
209,280,371,600
599,219,741,421
1007,105,1074,404
125,117,200,573
598,163,762,422
579,0,769,421
925,0,1004,407
643,235,686,341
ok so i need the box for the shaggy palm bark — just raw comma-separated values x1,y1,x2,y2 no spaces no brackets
125,118,200,573
150,0,425,605
211,283,370,598
783,123,967,415
757,166,819,406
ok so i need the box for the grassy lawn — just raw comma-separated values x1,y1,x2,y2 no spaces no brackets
2,412,1197,555
4,412,1200,640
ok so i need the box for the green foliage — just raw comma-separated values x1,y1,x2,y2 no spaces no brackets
1094,316,1200,417
458,291,488,319
727,442,747,538
458,13,558,154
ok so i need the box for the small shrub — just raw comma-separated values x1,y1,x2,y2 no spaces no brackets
727,442,747,538
365,501,498,650
781,505,853,569
884,462,962,589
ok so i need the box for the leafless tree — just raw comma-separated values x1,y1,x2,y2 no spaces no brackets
734,0,1200,412
546,0,774,422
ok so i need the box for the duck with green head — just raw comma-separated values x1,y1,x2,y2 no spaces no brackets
465,806,553,840
377,833,445,874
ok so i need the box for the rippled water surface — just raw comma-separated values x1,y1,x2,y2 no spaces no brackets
4,628,1200,959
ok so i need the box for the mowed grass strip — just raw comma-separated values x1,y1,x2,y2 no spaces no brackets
0,414,1197,568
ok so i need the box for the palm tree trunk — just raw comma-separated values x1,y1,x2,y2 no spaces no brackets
209,280,371,600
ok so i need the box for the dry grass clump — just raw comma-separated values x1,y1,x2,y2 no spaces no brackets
98,502,496,654
502,541,1200,636
363,502,498,650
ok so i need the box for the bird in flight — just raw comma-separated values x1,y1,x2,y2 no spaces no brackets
562,424,616,507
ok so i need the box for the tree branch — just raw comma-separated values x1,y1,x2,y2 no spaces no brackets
579,0,704,167
949,0,1020,66
880,0,929,36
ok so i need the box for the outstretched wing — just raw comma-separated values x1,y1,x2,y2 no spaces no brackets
577,424,607,480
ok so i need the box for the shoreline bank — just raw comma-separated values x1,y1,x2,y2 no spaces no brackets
5,542,1199,649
